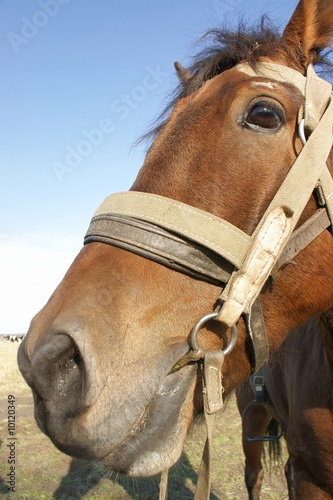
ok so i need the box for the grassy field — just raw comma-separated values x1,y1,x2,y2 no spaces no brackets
0,339,288,499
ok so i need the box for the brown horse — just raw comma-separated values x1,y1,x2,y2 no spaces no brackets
18,0,333,494
237,309,333,499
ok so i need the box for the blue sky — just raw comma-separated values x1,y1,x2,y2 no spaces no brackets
1,0,296,333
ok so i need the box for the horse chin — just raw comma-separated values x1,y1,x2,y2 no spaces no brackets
100,364,198,476
32,362,197,477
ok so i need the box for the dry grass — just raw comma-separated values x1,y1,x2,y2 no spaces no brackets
0,340,288,499
0,339,31,398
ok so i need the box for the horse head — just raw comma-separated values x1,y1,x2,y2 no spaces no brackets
18,0,333,478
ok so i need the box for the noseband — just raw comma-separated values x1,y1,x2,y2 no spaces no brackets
84,63,333,499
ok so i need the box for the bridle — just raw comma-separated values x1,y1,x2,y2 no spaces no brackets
84,62,333,499
85,62,333,371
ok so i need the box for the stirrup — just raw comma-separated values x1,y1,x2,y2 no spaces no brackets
242,370,283,442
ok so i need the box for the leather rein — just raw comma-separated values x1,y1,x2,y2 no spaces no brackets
84,62,333,499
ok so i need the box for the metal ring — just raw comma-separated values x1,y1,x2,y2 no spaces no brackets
223,324,238,355
190,312,238,356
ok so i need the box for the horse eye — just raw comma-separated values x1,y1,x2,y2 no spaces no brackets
245,103,282,130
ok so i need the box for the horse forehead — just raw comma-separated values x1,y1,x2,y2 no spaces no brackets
197,68,303,106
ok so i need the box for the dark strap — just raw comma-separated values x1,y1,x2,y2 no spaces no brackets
273,208,330,278
84,214,234,285
244,298,269,373
85,206,330,289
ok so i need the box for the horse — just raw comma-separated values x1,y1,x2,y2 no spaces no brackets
17,0,333,497
237,308,333,499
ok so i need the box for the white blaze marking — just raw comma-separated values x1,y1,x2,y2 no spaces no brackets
251,81,278,89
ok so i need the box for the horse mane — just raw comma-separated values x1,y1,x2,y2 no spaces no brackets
140,17,332,145
175,17,280,95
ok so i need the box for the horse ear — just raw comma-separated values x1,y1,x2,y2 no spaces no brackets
279,0,333,70
174,62,193,85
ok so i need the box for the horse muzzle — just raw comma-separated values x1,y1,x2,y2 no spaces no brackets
18,325,198,474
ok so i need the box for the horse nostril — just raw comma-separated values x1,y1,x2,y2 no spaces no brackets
56,344,82,397
30,334,84,408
